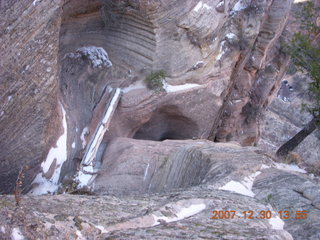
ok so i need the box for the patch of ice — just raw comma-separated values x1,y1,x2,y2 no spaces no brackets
80,127,89,149
242,171,261,191
274,163,306,173
32,0,40,6
122,82,145,93
28,174,59,195
230,0,247,14
294,0,309,3
76,165,97,188
143,163,150,181
76,230,85,240
95,225,108,234
8,96,12,102
1,226,5,233
40,104,67,183
163,81,201,93
29,103,68,195
193,1,212,12
216,1,224,8
217,40,227,61
152,203,206,226
72,141,76,149
268,215,285,230
219,180,255,197
226,33,236,39
11,228,24,240
261,164,271,169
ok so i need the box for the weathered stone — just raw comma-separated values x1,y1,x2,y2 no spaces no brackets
0,0,63,194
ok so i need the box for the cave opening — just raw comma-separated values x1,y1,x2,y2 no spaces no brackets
133,105,199,141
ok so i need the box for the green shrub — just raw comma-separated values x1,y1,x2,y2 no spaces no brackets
145,70,166,91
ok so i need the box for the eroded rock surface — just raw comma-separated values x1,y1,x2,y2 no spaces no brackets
2,141,320,239
0,0,63,194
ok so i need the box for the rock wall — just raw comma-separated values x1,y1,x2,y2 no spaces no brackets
0,0,63,194
0,0,295,193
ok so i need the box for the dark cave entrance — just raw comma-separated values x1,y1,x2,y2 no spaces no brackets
133,105,199,141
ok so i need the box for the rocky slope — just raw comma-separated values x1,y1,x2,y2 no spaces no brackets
1,1,320,238
1,141,319,239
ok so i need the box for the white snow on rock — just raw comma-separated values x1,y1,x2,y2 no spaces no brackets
217,40,227,61
226,33,237,39
242,171,261,191
80,127,89,149
152,202,206,226
95,225,108,234
163,81,201,93
76,89,121,188
67,46,112,68
72,141,76,149
219,180,255,197
274,163,306,173
230,0,247,14
193,1,212,12
143,163,150,181
11,228,24,240
32,0,40,6
216,1,224,9
29,103,68,195
268,215,285,230
122,82,145,93
1,226,5,233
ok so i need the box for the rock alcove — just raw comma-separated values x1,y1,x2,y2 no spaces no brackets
133,105,199,141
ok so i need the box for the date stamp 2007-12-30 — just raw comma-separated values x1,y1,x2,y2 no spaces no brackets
211,210,309,220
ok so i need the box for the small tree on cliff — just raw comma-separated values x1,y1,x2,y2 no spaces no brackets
276,2,320,158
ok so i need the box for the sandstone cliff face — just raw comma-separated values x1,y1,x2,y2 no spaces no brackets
0,0,294,196
0,0,63,194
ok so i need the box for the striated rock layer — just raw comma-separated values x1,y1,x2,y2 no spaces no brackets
0,0,295,194
0,0,63,194
1,141,320,239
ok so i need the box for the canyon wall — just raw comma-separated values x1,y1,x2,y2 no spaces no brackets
0,0,294,194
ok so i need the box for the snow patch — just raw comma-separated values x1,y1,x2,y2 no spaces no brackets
77,89,121,188
72,141,76,149
274,163,306,173
268,215,285,230
29,174,60,195
76,230,85,240
11,228,24,240
226,33,237,39
29,103,68,195
152,203,206,226
217,40,227,61
95,225,108,234
220,170,263,197
67,47,112,68
193,1,212,12
32,0,40,6
163,81,201,93
80,127,89,149
231,0,247,14
219,180,255,197
143,163,150,181
1,226,5,233
242,171,261,191
76,165,97,188
122,82,145,93
216,1,224,9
